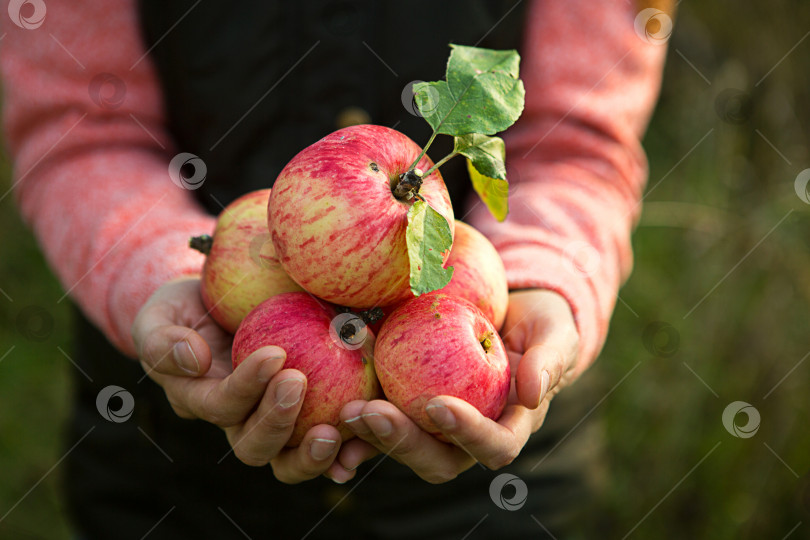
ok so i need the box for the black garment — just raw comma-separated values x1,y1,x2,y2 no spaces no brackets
64,1,606,538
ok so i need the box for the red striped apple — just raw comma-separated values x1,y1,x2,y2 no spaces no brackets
267,124,455,308
190,189,303,333
441,221,508,330
232,292,380,446
374,293,510,434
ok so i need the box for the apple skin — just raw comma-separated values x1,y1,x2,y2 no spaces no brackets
374,293,510,435
441,221,509,330
199,189,303,334
267,124,455,308
232,292,380,447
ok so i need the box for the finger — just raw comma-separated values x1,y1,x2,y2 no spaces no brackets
178,347,287,426
516,326,579,409
323,461,356,484
137,321,212,377
269,424,342,484
425,395,534,470
335,438,380,473
226,368,307,466
345,400,471,484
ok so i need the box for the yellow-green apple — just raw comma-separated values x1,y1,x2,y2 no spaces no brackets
267,124,455,308
232,292,380,446
441,221,508,330
190,189,303,333
374,293,510,435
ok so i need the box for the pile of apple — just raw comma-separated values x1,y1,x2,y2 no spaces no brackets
191,45,525,446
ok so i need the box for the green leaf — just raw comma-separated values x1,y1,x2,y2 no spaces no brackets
466,159,509,222
406,200,454,295
454,134,506,180
413,45,524,136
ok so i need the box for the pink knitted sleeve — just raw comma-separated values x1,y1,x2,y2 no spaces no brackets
1,0,215,357
467,1,668,372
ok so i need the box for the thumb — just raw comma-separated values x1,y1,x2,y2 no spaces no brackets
133,301,212,377
515,329,579,410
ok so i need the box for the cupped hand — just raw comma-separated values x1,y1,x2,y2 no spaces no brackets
337,289,580,483
131,276,361,483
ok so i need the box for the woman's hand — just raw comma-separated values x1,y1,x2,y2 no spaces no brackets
337,289,580,483
131,276,360,484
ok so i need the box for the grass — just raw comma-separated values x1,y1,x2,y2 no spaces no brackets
1,2,809,538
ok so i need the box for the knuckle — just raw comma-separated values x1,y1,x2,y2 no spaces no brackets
231,443,270,467
168,401,195,420
487,448,519,470
422,468,458,484
271,468,298,485
202,408,231,428
256,411,296,435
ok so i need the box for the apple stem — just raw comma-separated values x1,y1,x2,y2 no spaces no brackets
409,131,438,171
189,235,213,255
422,151,458,178
480,333,493,353
334,307,384,344
393,169,423,200
339,320,362,343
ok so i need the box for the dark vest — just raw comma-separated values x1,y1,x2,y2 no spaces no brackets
65,4,602,539
137,0,527,211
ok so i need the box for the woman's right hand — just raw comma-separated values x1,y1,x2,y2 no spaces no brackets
131,276,366,483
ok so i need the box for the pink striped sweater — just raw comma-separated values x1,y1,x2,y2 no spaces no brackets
1,0,667,370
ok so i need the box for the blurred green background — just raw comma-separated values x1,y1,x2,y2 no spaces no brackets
0,2,808,538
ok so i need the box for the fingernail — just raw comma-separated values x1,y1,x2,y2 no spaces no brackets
343,415,369,434
257,356,285,383
539,370,550,404
173,340,199,375
361,412,392,437
310,438,337,461
275,378,304,408
426,401,456,429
